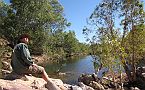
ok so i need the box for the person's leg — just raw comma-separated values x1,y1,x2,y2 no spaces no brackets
40,67,50,82
41,67,68,90
31,64,66,90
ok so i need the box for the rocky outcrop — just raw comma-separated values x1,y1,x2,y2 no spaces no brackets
0,74,65,90
78,74,105,90
134,67,145,89
78,66,145,90
0,72,96,90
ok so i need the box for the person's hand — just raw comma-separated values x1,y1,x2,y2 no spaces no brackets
31,64,38,73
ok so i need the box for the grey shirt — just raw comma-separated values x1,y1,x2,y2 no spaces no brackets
11,43,33,74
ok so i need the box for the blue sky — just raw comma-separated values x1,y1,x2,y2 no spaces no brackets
58,0,101,43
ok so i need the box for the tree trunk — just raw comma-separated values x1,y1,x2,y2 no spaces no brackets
123,62,133,82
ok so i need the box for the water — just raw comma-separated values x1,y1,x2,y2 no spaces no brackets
44,55,95,84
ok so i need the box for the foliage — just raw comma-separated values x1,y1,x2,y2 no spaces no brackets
83,0,122,69
83,0,145,81
63,31,78,55
0,0,89,57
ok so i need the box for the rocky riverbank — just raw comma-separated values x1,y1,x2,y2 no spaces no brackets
1,71,143,90
0,72,96,90
1,60,145,90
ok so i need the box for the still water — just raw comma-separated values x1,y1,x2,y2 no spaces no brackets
44,55,95,84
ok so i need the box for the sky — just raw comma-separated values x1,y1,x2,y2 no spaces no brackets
58,0,101,43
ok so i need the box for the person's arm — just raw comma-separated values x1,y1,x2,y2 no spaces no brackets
20,44,33,66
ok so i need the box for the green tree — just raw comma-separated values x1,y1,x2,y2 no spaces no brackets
83,0,121,71
63,31,79,56
0,0,68,55
83,0,145,83
120,0,145,81
0,0,17,45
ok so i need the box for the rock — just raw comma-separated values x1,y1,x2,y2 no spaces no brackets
0,74,68,90
142,73,145,77
78,74,97,85
0,73,96,90
45,81,62,90
141,67,145,73
130,87,140,90
89,81,105,90
58,72,66,76
0,38,8,46
71,85,83,90
1,69,12,78
78,82,94,90
1,61,12,71
0,76,46,90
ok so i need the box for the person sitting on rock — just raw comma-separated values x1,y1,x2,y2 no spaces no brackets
11,34,65,90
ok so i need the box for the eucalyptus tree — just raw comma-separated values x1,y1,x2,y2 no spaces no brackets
120,0,145,81
0,0,69,55
83,0,121,72
83,0,145,82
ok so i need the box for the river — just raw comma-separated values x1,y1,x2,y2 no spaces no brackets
43,55,95,85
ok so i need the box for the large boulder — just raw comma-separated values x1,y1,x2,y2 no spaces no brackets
0,75,65,90
78,74,106,90
78,73,98,85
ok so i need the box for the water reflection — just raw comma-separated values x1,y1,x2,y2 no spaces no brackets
44,55,95,84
